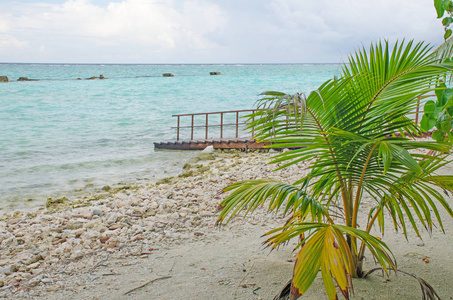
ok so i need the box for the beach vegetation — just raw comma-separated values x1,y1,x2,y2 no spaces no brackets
179,170,195,178
156,176,174,185
217,40,453,299
46,196,68,209
435,0,453,39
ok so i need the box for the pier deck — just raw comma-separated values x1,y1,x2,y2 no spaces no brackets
154,138,271,150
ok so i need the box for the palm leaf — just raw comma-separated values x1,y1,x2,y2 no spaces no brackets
264,223,395,300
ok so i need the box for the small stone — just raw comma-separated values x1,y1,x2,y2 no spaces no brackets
27,262,41,270
24,254,43,265
108,224,122,230
202,145,214,153
92,209,103,216
41,278,53,284
145,209,156,217
28,279,40,287
79,209,92,219
0,266,11,275
105,241,118,248
47,284,60,292
106,213,118,224
194,231,204,236
416,241,425,247
66,221,84,230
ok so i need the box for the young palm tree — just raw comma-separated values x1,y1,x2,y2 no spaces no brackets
217,40,453,300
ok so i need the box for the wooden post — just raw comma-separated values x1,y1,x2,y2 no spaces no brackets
191,115,194,140
251,110,255,138
415,97,420,125
220,112,224,139
177,116,180,141
236,111,239,138
205,114,209,139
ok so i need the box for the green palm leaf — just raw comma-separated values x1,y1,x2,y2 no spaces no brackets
217,180,329,224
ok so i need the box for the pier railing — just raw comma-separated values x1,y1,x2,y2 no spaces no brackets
172,110,257,141
171,95,430,142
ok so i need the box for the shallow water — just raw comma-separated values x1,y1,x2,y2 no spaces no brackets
0,63,341,210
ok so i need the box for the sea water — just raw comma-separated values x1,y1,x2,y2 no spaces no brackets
0,64,341,210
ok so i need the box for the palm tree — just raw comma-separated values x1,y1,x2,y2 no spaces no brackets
216,40,453,300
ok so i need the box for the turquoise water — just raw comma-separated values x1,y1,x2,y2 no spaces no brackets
0,64,340,210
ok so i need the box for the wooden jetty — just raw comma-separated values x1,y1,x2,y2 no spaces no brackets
154,109,270,150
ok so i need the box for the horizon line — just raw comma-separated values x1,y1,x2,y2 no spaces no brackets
0,62,343,66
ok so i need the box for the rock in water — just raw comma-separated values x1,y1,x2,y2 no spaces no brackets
162,73,174,77
18,77,38,81
0,76,9,82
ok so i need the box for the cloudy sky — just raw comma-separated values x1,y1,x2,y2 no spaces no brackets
0,0,445,63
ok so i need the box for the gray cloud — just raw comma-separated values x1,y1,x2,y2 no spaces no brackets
0,0,445,63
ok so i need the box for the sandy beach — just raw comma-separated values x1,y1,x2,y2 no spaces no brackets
1,150,452,300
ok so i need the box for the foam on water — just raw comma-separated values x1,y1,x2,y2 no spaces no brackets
0,64,340,210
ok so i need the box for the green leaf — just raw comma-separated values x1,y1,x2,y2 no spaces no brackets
443,16,453,26
420,115,437,131
432,130,445,142
424,100,442,119
424,100,436,114
441,117,453,131
378,141,392,174
440,88,453,107
435,0,446,18
388,144,422,172
445,29,452,40
435,82,447,101
448,131,453,143
448,106,453,116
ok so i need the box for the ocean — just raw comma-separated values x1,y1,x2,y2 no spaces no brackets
0,63,341,211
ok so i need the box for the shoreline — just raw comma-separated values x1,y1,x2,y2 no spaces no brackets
0,150,202,213
1,150,452,299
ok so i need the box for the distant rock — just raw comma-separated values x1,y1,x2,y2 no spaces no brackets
18,77,38,81
209,72,221,75
86,75,108,80
162,73,174,77
0,76,9,82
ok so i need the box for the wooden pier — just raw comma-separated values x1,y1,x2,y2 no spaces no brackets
154,97,428,151
154,138,271,150
154,109,269,150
